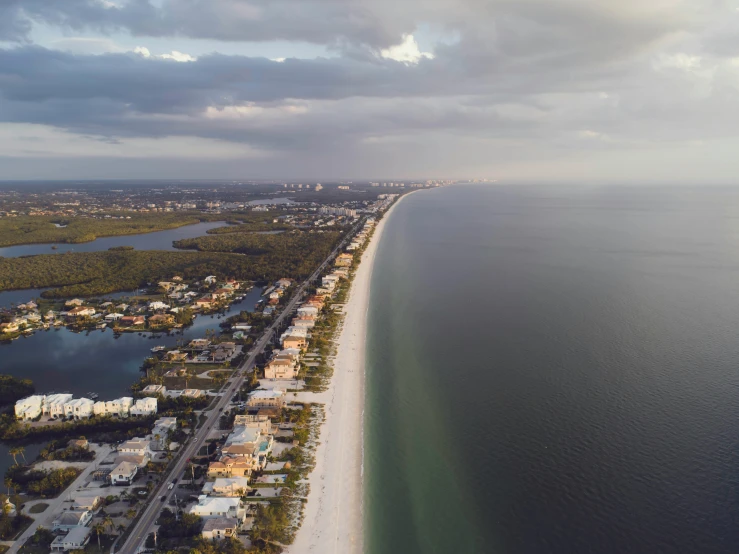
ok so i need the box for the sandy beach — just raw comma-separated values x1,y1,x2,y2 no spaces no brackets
287,197,402,554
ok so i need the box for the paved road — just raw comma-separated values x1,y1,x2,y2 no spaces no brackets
8,445,113,554
116,220,363,554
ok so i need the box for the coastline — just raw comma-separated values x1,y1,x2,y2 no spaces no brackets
288,194,407,554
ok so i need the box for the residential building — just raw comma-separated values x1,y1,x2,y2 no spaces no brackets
44,393,73,418
188,496,246,522
207,457,253,478
246,389,286,410
282,336,307,350
188,338,211,350
119,315,146,327
296,305,319,318
93,397,133,417
14,395,44,420
264,358,297,380
130,397,158,416
109,461,138,485
142,384,166,396
64,397,94,419
201,517,239,540
66,306,96,318
51,527,92,552
203,476,250,497
52,509,92,532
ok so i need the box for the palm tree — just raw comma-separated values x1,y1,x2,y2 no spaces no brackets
117,523,126,535
103,515,114,534
126,508,137,519
92,522,105,551
8,448,19,466
18,447,25,463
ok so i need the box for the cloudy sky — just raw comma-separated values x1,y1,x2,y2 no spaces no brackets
0,0,738,182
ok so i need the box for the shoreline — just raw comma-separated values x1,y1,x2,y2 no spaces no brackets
288,194,408,554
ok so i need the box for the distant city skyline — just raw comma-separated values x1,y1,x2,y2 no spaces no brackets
1,1,739,183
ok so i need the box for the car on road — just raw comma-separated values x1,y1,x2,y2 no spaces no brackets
160,495,166,502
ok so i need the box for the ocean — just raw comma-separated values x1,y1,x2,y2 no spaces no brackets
365,184,739,554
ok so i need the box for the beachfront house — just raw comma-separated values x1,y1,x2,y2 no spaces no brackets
264,358,297,380
246,389,286,410
207,457,252,478
201,517,239,540
203,476,250,497
188,496,246,522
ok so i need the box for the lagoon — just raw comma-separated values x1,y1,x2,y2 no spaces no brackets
0,220,223,258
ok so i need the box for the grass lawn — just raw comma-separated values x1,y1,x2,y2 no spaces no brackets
163,376,220,390
28,502,48,514
0,545,9,554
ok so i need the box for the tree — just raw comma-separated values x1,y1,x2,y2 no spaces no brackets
103,514,114,534
92,522,105,550
18,446,25,463
8,448,19,466
126,508,137,519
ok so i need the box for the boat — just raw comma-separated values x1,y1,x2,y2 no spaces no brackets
88,392,99,400
151,345,167,352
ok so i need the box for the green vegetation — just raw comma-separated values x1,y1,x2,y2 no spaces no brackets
0,493,31,540
38,440,95,462
0,231,340,298
28,502,48,514
0,375,34,407
0,213,209,247
0,413,155,441
5,466,80,497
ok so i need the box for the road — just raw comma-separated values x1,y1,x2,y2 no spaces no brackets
8,445,113,554
116,219,363,554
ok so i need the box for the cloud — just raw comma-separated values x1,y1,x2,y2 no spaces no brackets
2,0,739,181
380,35,434,64
133,46,196,62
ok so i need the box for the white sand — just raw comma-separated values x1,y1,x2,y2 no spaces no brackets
287,198,404,554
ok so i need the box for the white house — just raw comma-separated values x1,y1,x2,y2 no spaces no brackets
44,394,74,418
14,395,45,421
141,384,166,396
104,313,124,322
188,496,246,522
93,397,134,417
130,397,158,416
64,398,94,419
204,275,217,285
52,509,92,532
148,301,170,311
109,461,138,485
151,417,177,449
202,477,250,497
296,305,319,318
51,527,92,552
